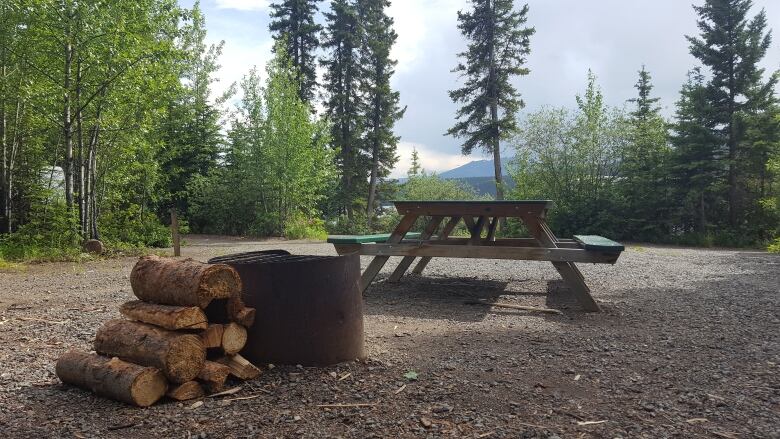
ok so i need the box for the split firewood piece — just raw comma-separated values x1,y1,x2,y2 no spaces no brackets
120,301,208,330
56,351,168,407
215,354,261,380
221,323,248,355
227,296,256,328
130,255,241,308
200,324,225,349
94,320,205,383
166,381,205,401
198,361,231,393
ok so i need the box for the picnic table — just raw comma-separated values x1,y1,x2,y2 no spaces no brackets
328,200,624,312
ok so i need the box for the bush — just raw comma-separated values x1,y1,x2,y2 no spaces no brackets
99,205,172,248
768,237,780,253
284,213,328,240
0,203,82,261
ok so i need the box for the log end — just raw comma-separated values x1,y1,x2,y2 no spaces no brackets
221,323,248,355
165,334,206,383
130,363,169,407
200,264,242,301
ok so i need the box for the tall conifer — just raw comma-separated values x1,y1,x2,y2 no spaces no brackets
269,0,322,103
447,0,534,201
357,0,404,227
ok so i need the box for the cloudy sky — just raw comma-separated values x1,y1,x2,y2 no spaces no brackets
180,0,780,177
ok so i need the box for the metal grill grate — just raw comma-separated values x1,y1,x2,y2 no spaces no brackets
208,250,334,265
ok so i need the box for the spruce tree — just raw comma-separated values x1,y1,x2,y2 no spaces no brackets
159,1,225,217
408,147,422,177
620,66,670,240
686,0,775,226
671,68,722,234
269,0,322,103
321,0,364,218
447,0,534,201
357,0,404,228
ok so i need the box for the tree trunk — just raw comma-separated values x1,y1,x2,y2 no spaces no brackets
488,0,504,203
366,145,378,229
0,63,7,234
130,255,241,308
63,21,74,212
56,351,168,407
119,300,208,330
94,319,205,383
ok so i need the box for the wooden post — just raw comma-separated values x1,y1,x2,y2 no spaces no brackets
170,208,180,257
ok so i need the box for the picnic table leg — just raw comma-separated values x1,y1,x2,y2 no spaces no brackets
360,214,419,293
388,216,444,282
412,216,460,275
469,216,488,245
529,218,601,312
486,217,499,241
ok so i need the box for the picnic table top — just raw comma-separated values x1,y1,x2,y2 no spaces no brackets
392,200,554,216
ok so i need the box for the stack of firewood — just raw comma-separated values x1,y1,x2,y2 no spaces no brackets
55,255,261,407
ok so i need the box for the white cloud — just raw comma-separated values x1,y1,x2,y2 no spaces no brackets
214,0,270,11
388,0,467,73
392,141,473,178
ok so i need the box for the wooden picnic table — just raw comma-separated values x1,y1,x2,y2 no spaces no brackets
329,200,625,312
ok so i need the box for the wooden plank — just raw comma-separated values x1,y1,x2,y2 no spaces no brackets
388,216,444,282
412,216,460,275
357,243,619,264
328,232,421,244
393,200,552,218
573,235,625,253
403,237,580,249
333,244,362,255
534,220,601,312
359,214,419,293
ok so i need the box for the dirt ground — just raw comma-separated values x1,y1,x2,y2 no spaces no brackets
0,235,778,438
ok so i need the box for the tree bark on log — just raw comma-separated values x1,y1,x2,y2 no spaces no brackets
166,381,205,401
120,301,208,330
56,351,168,407
221,323,247,355
215,354,261,380
197,360,230,393
130,255,241,308
94,320,205,383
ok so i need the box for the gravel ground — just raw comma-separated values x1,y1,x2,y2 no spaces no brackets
0,235,778,438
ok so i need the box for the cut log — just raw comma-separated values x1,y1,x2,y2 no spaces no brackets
120,301,208,330
221,323,248,355
200,324,225,349
130,255,241,308
204,296,256,328
94,319,205,383
166,381,204,401
227,295,256,328
55,351,167,407
197,361,231,393
215,354,261,380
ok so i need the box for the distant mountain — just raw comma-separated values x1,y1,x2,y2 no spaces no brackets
438,157,513,179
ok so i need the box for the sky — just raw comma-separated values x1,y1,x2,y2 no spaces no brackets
180,0,780,178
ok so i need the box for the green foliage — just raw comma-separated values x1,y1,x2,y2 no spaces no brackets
269,0,322,102
0,202,81,261
399,173,486,202
284,214,328,240
99,206,172,248
189,44,335,239
509,72,628,238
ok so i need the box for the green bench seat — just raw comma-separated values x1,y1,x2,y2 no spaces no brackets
327,232,422,244
573,235,624,253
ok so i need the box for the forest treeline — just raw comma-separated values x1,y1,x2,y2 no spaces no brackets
0,0,778,261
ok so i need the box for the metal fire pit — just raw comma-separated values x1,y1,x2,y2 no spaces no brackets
208,250,365,366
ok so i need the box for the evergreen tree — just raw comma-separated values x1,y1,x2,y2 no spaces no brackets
686,0,775,226
269,0,322,103
671,68,722,234
357,0,404,228
321,0,365,218
159,1,226,217
447,0,534,202
408,147,422,177
619,66,671,240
